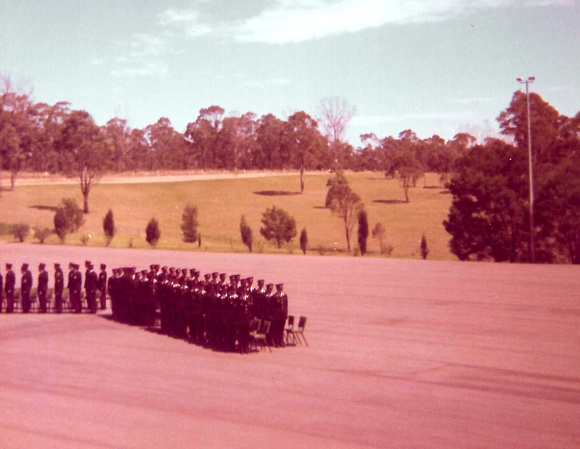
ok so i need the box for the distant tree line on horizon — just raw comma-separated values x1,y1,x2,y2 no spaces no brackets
1,75,579,264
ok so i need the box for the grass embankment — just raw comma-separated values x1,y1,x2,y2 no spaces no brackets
0,172,455,260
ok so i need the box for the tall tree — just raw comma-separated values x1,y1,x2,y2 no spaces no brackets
444,139,528,262
326,172,364,252
105,117,132,172
185,106,224,169
0,76,35,190
221,112,257,171
497,90,560,166
255,113,285,169
57,110,113,213
281,111,329,193
317,97,355,166
144,117,186,171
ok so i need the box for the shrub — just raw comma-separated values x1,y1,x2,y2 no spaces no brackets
240,215,253,252
33,227,52,244
181,204,199,243
421,234,430,260
357,210,369,256
146,218,161,247
103,209,115,246
259,205,297,249
11,223,30,242
54,208,68,242
299,228,308,255
59,198,85,232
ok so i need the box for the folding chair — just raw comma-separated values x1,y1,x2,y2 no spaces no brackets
29,288,39,312
285,315,297,346
46,288,54,312
250,319,271,352
13,288,22,312
294,316,308,346
62,288,71,312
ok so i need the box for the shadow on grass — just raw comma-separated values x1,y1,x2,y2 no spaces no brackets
253,190,301,196
30,205,58,212
313,206,327,210
374,199,408,204
439,190,451,195
423,185,445,190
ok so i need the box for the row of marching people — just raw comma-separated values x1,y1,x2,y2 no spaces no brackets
108,266,289,353
0,262,107,314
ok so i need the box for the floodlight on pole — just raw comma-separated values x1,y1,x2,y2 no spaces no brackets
517,76,535,263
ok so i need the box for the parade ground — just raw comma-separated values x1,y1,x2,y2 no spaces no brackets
1,244,579,448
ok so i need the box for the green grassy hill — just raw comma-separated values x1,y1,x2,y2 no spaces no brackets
0,172,455,260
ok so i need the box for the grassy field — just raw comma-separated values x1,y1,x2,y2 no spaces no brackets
0,171,455,260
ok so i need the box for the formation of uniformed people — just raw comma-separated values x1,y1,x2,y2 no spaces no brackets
1,261,290,354
0,261,108,315
107,265,289,353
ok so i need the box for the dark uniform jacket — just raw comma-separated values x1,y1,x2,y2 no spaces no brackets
54,269,64,293
21,270,33,294
98,271,107,292
86,270,98,292
5,269,15,294
38,271,49,293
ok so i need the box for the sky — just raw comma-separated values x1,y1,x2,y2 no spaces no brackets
1,0,579,146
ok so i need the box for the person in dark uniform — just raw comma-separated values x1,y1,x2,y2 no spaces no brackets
86,263,98,313
98,264,108,310
37,263,49,313
5,263,16,313
271,283,289,347
54,263,64,313
69,263,83,313
21,263,33,313
264,283,275,345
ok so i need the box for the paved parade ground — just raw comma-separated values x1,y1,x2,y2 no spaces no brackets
1,244,579,448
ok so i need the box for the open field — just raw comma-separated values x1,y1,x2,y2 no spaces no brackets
1,244,579,448
0,171,454,260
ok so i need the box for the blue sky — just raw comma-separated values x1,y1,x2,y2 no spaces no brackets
1,0,579,145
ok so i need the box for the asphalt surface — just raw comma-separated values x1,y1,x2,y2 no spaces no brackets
1,244,579,448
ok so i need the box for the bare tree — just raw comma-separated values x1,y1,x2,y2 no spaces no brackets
318,97,355,165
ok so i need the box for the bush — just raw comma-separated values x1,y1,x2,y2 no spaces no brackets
259,205,297,249
54,208,68,242
357,210,369,256
300,228,308,255
421,234,430,260
59,198,85,232
33,227,52,244
181,204,199,243
146,218,161,247
103,209,115,246
11,223,30,242
240,215,253,252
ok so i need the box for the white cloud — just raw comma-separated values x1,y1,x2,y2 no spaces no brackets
156,0,575,45
233,0,573,44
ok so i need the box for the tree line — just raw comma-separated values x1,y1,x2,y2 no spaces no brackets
2,75,579,263
2,76,475,208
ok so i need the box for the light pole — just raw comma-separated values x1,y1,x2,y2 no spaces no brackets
517,76,535,263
